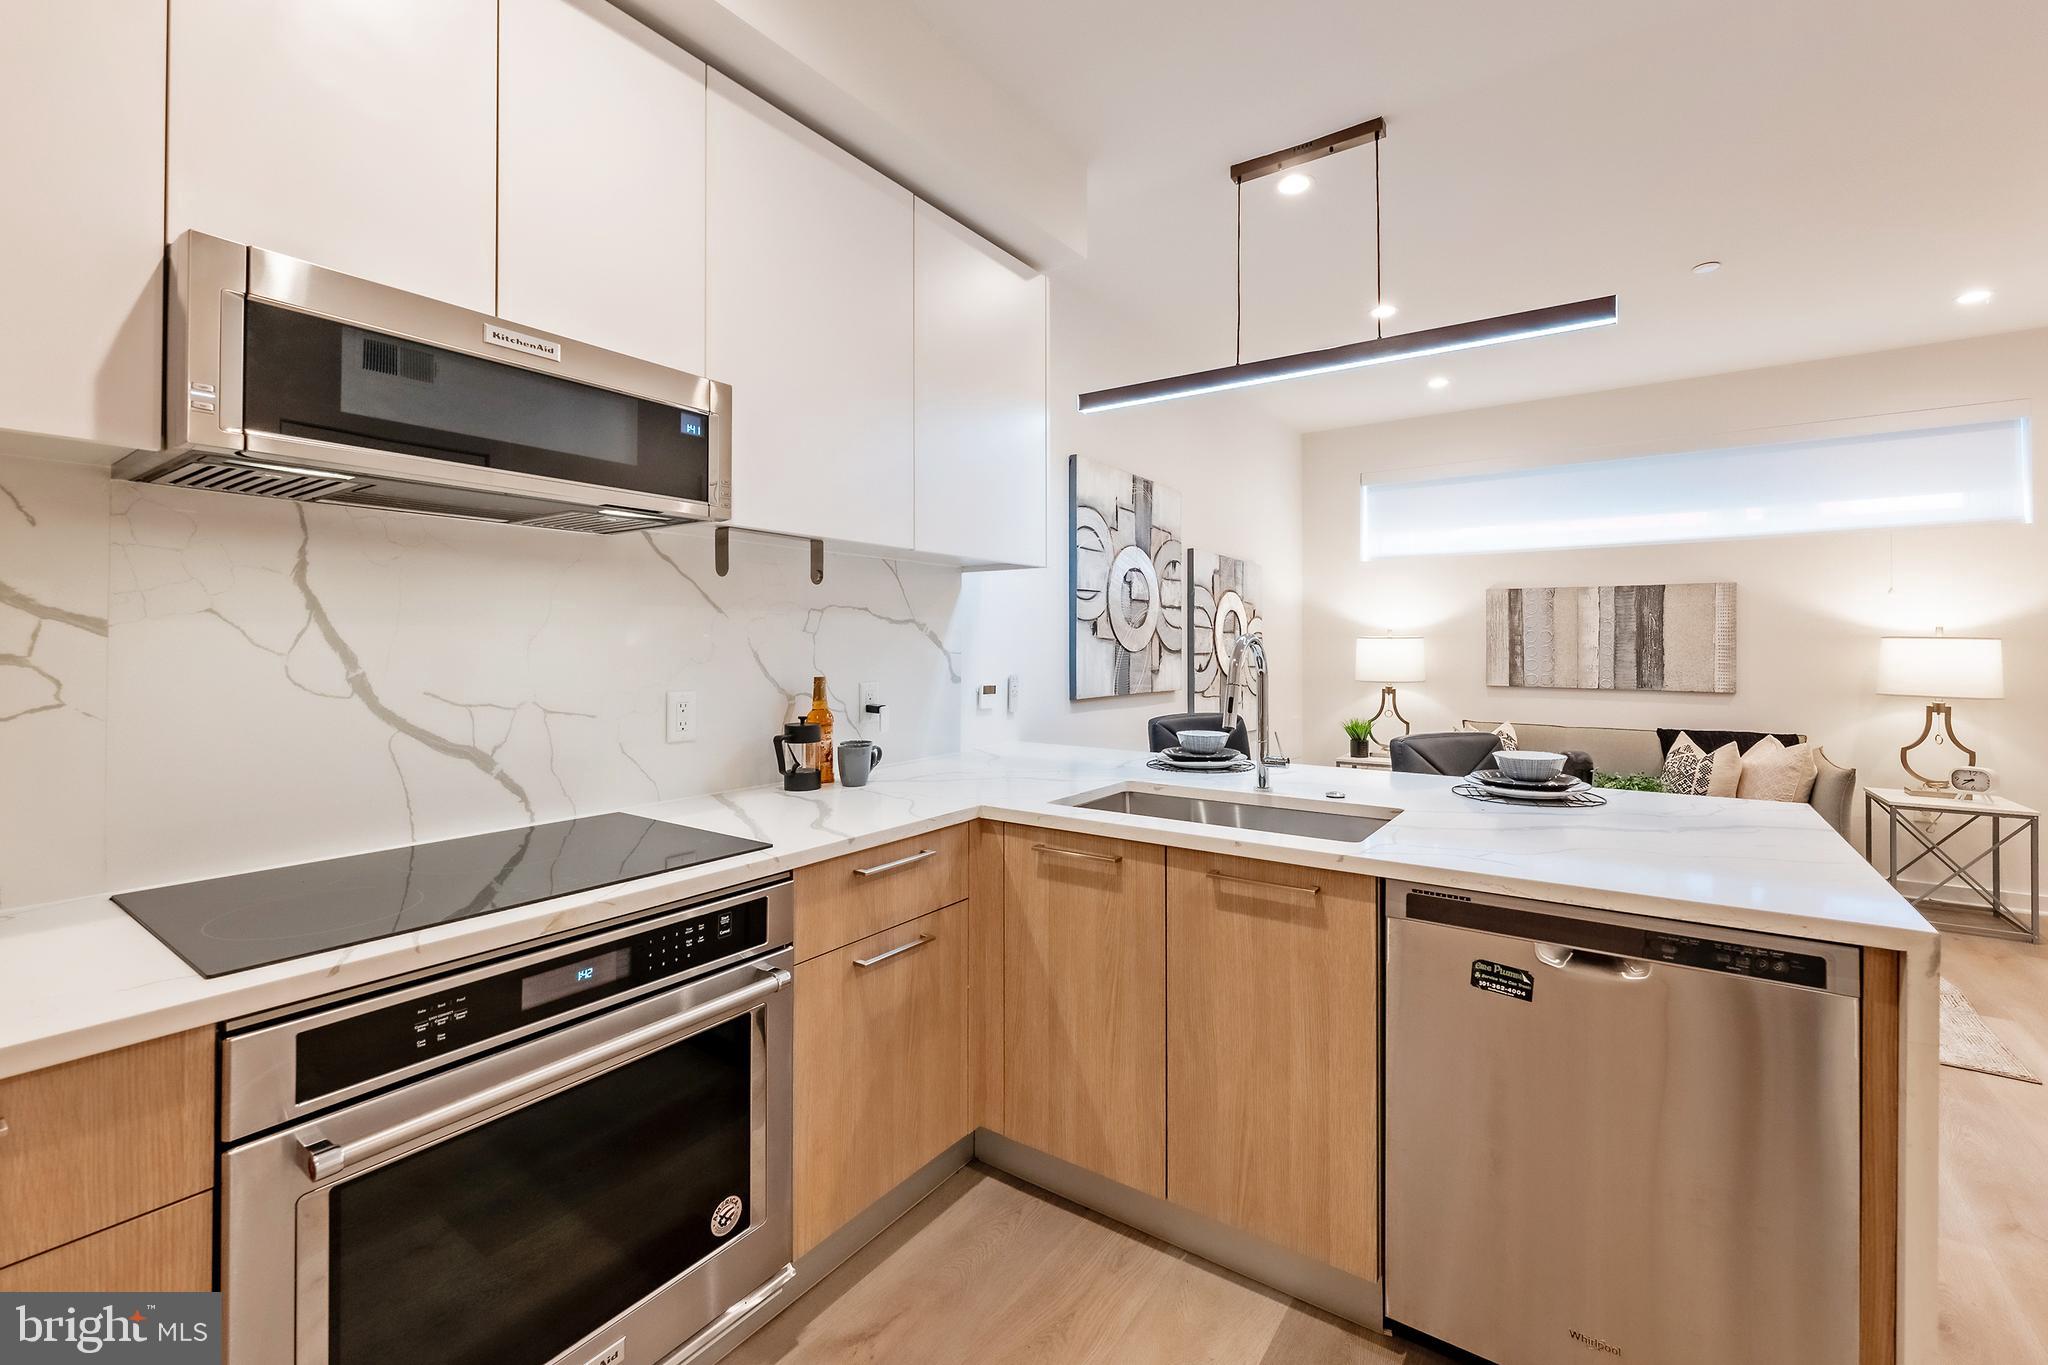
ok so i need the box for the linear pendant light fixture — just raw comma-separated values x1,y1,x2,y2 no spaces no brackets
1077,117,1617,413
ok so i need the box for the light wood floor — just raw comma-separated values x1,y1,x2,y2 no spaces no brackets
733,931,2048,1365
727,1165,1456,1365
1934,932,2048,1363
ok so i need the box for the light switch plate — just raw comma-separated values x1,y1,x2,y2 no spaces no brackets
665,690,697,742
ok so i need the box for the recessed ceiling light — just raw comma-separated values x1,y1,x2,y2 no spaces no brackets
1370,301,1398,320
1427,375,1450,390
1956,287,1994,306
1691,260,1722,274
1276,172,1314,196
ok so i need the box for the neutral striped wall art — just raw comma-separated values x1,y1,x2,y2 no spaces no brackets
1485,582,1736,693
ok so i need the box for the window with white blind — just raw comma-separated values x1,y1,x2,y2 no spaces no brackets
1359,418,2031,559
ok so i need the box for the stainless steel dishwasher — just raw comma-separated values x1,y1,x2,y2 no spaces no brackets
1383,881,1863,1365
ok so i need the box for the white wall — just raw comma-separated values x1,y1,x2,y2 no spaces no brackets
960,276,1306,755
1301,327,2048,831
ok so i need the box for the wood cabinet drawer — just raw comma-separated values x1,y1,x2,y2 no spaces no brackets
793,903,970,1255
1165,850,1378,1279
0,1029,215,1268
794,824,970,961
1001,828,1166,1196
0,1194,212,1292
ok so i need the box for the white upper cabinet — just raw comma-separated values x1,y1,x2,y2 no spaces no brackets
498,0,706,372
168,0,497,313
707,70,914,550
912,202,1048,567
0,4,165,453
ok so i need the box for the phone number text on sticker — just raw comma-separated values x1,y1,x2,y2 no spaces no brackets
1471,959,1534,1001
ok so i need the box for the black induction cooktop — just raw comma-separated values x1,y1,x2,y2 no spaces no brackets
113,814,771,978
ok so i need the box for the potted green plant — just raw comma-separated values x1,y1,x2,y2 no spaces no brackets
1343,717,1375,759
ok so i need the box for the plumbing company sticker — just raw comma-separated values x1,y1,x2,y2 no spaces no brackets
1,1294,219,1362
1470,959,1535,1002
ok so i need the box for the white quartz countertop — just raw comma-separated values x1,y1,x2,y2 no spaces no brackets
0,741,1943,1362
0,742,1934,1081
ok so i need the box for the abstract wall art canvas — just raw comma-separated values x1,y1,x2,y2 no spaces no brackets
1485,582,1736,693
1186,549,1263,708
1070,454,1186,700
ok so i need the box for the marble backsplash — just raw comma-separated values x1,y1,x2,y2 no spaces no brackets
0,449,966,906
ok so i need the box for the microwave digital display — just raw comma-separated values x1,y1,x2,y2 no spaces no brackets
520,947,632,1011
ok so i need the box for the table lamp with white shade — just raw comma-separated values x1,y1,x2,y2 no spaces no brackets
1354,636,1425,751
1876,630,2004,793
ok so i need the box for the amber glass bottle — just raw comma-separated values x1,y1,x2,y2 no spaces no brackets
806,675,835,784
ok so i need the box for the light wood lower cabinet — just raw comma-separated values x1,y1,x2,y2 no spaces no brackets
1861,947,1902,1365
793,902,970,1256
1001,829,1166,1197
1165,850,1378,1279
0,1028,215,1269
794,824,970,962
0,1195,212,1292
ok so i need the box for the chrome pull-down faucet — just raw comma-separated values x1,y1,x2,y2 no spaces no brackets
1223,630,1286,790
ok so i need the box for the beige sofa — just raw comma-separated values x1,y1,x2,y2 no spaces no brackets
1466,719,1856,837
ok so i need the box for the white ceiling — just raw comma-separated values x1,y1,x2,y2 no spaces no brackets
905,0,2048,433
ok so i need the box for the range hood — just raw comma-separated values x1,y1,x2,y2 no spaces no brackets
119,233,732,535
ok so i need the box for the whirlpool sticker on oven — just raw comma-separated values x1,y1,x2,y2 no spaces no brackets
1,1294,220,1362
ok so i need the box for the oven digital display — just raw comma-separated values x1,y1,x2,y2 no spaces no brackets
520,947,632,1010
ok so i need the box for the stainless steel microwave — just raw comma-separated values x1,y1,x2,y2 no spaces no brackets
118,232,732,534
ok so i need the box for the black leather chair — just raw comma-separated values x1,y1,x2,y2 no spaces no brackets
1147,711,1252,758
1390,731,1594,782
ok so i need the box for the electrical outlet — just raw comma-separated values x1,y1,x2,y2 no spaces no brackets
1006,674,1021,715
665,690,698,743
858,682,888,735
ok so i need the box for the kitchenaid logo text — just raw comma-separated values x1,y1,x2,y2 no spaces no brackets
483,323,562,361
3,1295,220,1362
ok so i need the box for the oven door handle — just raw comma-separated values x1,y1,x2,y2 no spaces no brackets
299,964,792,1181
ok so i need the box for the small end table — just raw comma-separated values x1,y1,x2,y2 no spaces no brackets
1334,753,1392,770
1864,786,2040,942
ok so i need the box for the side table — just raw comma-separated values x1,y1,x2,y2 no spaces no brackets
1334,754,1392,770
1864,786,2039,942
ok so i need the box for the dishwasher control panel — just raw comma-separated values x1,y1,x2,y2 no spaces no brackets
1401,888,1841,993
1642,932,1829,989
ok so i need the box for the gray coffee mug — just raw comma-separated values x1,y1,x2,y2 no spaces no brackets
837,739,883,786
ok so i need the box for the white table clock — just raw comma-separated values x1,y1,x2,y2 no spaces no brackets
1950,766,1996,795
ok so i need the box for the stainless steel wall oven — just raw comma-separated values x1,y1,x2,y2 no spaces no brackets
220,878,795,1365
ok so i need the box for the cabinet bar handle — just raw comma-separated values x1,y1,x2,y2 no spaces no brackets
1207,870,1319,897
854,934,934,968
851,848,938,878
1033,843,1122,865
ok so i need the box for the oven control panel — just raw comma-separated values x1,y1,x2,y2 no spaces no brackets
295,896,770,1103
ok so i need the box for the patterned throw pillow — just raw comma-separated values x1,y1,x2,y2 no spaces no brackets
1662,732,1742,798
1464,721,1518,750
1735,735,1819,803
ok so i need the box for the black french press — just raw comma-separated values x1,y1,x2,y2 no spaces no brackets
773,721,825,792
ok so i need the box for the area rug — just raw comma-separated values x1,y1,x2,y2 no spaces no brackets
1940,977,2042,1084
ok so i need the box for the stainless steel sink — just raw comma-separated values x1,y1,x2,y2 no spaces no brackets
1066,790,1389,843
